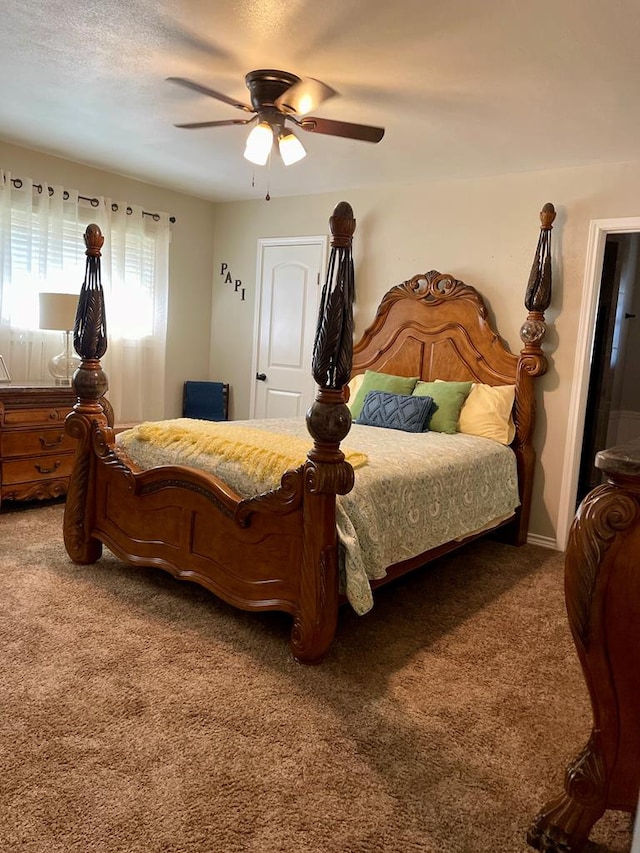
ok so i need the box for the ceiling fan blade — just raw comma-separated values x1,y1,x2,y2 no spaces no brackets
166,77,253,113
298,116,385,143
275,77,337,116
174,119,253,129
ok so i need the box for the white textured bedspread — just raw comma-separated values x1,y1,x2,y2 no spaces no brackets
118,418,519,615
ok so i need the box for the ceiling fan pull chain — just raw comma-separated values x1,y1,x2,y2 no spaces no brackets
265,151,271,201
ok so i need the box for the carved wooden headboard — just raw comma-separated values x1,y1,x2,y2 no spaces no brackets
351,203,556,544
352,271,519,384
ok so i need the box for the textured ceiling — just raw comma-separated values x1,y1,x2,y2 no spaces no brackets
2,0,640,202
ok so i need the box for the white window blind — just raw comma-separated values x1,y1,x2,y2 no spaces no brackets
4,205,89,330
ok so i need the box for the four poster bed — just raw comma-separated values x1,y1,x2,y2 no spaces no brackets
63,201,555,663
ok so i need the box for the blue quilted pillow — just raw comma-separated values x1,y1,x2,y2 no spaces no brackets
355,391,437,432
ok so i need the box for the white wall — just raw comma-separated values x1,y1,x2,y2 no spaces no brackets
0,140,216,417
209,159,640,545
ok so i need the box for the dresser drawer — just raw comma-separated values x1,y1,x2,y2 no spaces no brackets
1,427,76,458
3,406,70,427
2,452,76,486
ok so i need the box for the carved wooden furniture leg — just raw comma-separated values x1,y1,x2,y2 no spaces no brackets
528,440,640,852
292,388,355,663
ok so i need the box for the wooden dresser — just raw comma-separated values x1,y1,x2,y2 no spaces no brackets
0,385,77,507
528,437,640,852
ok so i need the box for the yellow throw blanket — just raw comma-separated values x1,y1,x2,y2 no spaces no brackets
128,419,367,485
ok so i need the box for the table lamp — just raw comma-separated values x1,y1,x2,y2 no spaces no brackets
38,292,81,385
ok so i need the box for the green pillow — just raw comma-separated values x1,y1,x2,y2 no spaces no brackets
349,370,419,420
412,380,472,433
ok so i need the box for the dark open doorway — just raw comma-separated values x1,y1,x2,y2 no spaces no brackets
577,233,640,505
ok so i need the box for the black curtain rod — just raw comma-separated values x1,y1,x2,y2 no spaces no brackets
6,176,176,223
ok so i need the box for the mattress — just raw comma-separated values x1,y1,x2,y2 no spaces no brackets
117,418,520,615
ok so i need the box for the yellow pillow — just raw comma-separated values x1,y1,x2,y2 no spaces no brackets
345,373,365,411
458,384,516,445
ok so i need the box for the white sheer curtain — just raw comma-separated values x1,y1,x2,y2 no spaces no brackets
0,172,170,422
95,201,169,423
0,173,84,382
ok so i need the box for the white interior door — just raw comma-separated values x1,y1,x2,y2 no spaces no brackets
251,237,327,419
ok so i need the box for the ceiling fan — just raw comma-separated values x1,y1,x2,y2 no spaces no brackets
167,70,385,166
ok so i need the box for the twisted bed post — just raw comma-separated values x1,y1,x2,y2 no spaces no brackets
63,223,111,563
292,201,356,663
512,202,556,544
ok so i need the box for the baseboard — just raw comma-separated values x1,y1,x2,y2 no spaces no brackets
526,533,560,550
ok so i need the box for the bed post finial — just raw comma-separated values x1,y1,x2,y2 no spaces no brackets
71,223,109,413
307,200,356,464
524,202,555,315
519,202,554,370
312,200,356,391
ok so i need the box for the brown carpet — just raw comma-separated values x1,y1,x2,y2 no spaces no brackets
0,503,633,853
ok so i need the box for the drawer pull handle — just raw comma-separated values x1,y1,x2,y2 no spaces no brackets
35,461,61,474
39,434,64,449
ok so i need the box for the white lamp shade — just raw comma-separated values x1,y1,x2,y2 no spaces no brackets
39,293,79,331
244,122,274,165
278,131,306,165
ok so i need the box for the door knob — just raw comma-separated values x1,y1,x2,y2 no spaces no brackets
256,372,267,381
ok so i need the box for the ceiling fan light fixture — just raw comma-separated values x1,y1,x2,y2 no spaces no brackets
278,130,306,165
170,70,385,175
244,121,273,165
